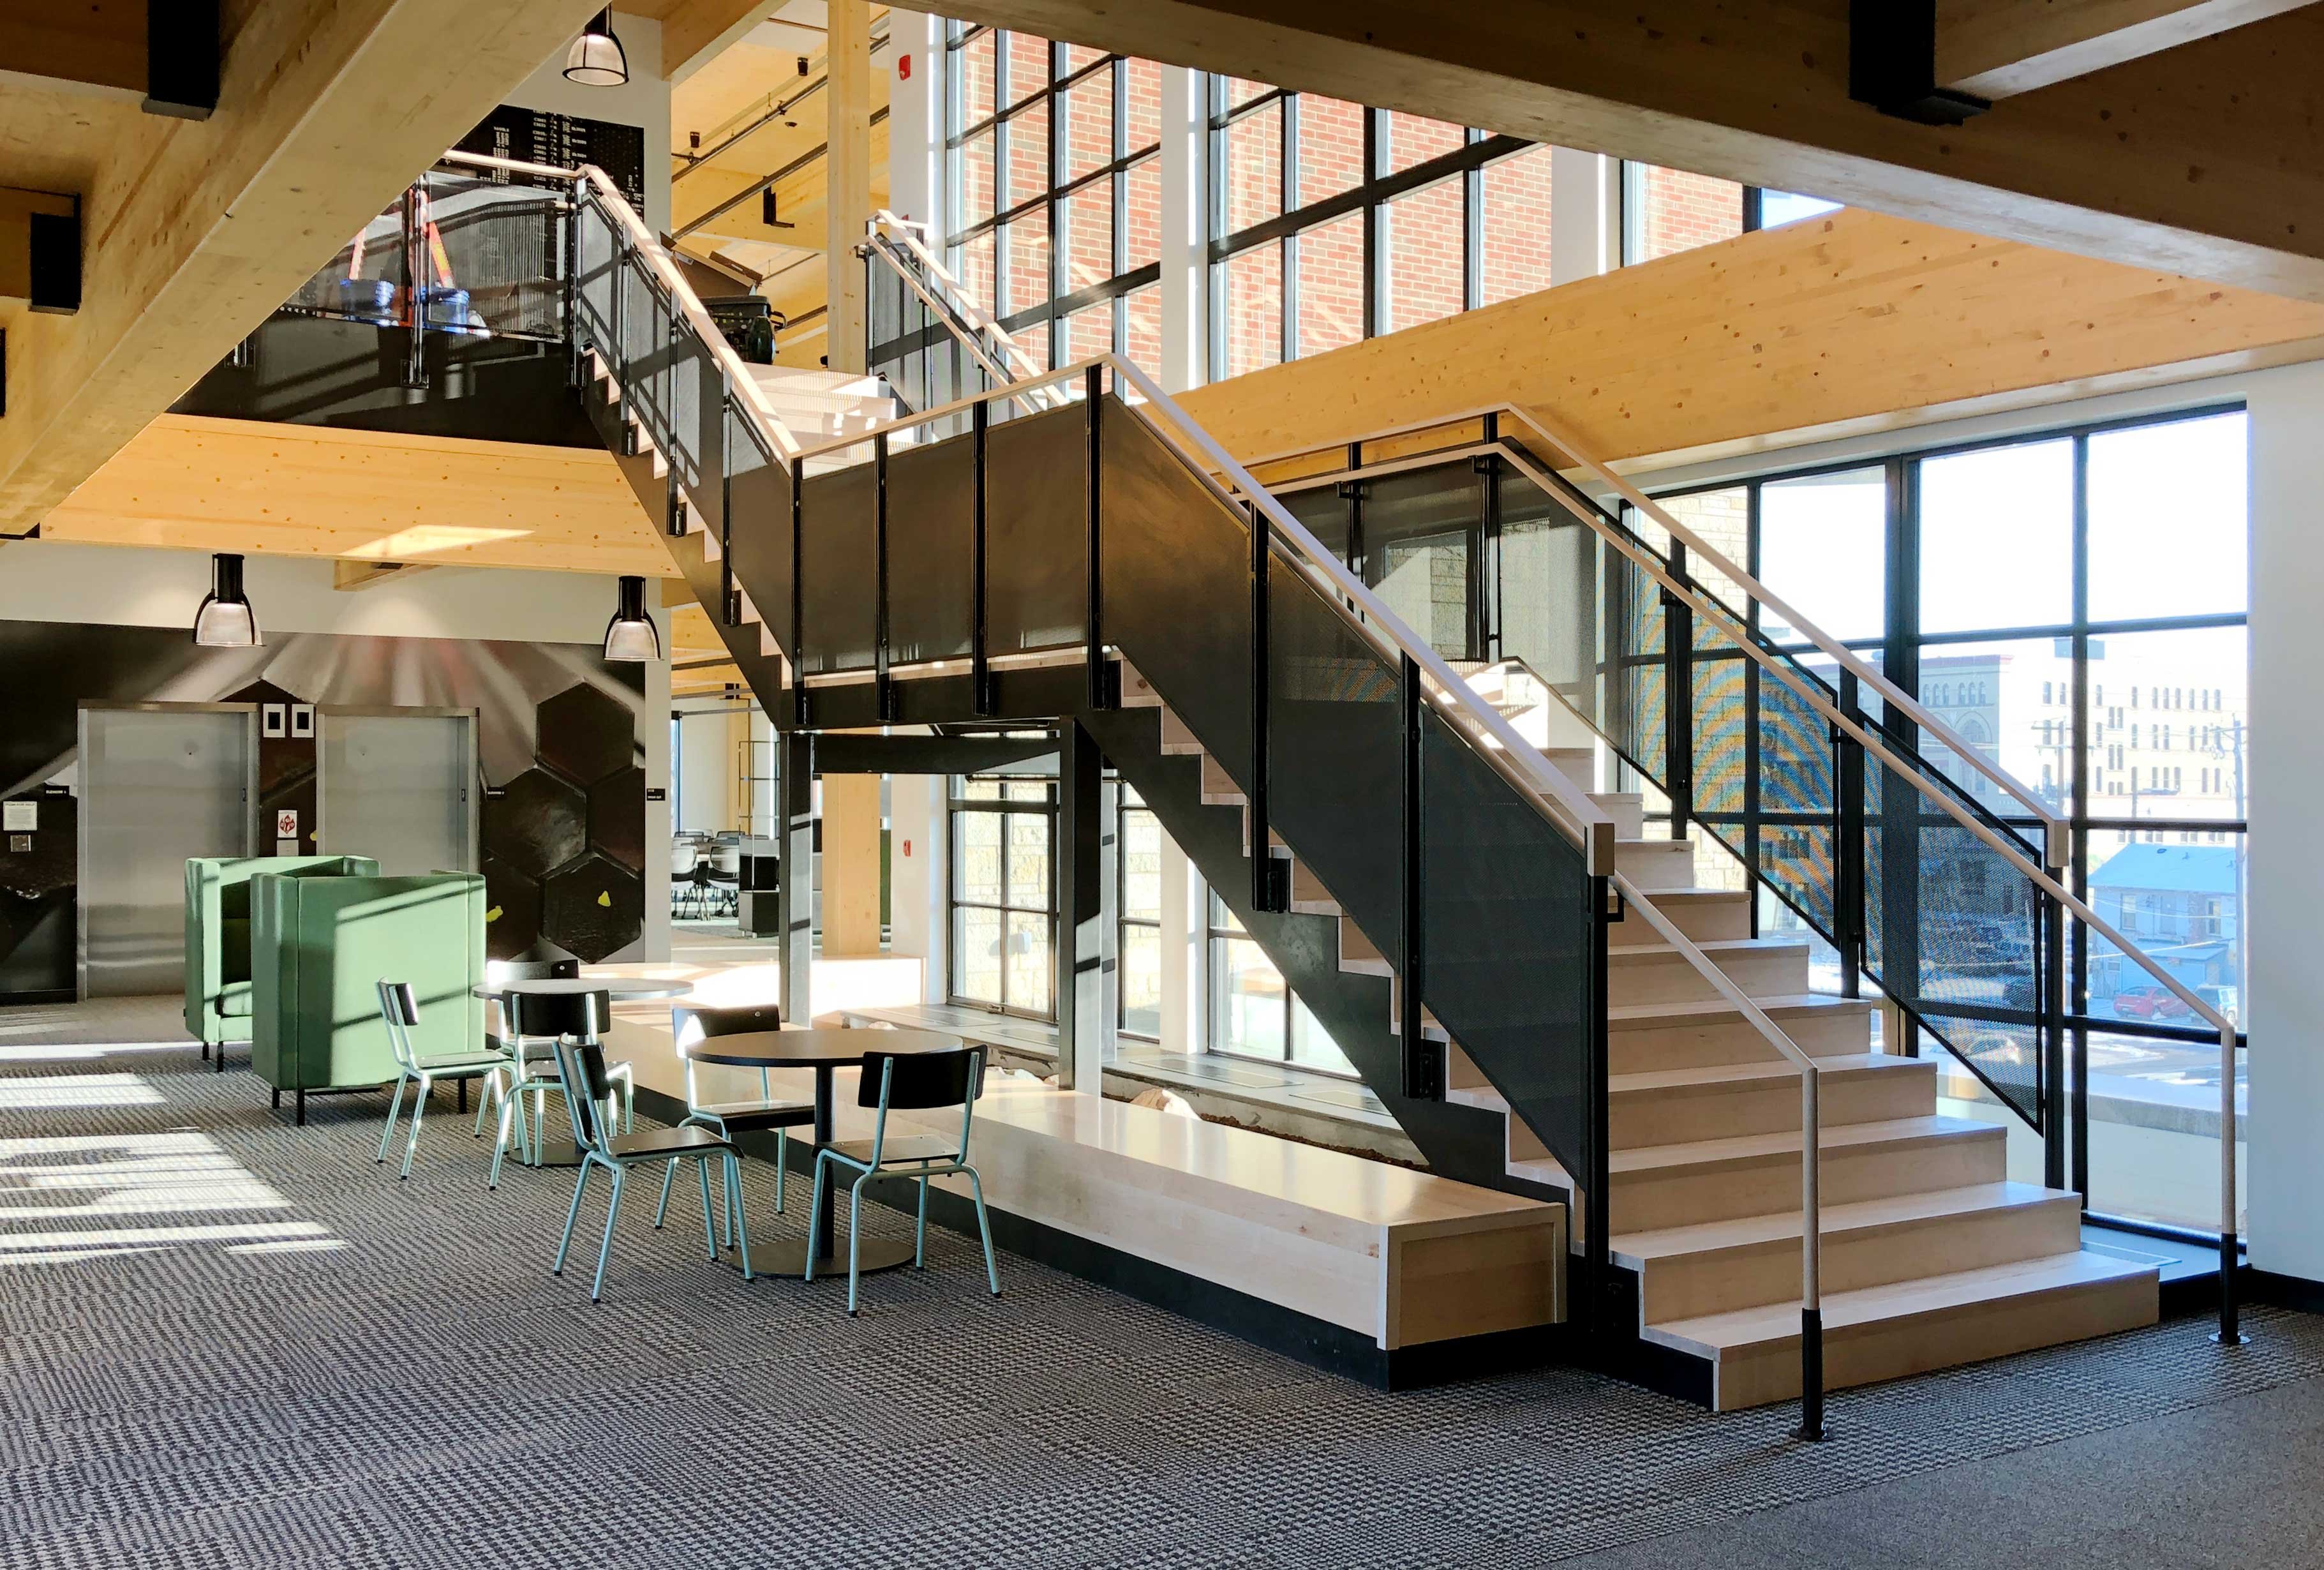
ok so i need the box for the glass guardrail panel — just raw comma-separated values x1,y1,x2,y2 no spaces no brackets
415,170,565,341
285,198,406,327
1420,706,1595,1179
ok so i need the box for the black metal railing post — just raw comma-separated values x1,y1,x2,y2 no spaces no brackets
1663,544,1695,841
1835,672,1867,1001
971,398,994,717
1399,652,1440,1101
1799,1310,1826,1440
1473,447,1502,662
1588,877,1614,1336
664,300,683,535
874,430,894,722
1249,500,1285,913
563,181,583,385
1084,364,1111,710
401,183,427,390
719,390,736,625
789,454,808,729
2042,878,2069,1192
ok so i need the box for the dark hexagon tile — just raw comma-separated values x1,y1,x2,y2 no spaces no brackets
540,851,643,963
586,766,645,874
482,768,586,882
481,855,545,963
534,683,635,788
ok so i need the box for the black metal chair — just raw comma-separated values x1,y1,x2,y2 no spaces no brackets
491,989,634,1186
477,957,579,1150
653,1002,814,1246
805,1047,1000,1316
544,996,750,1301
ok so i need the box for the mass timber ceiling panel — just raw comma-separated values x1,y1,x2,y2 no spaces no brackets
0,0,607,535
43,415,676,577
1176,209,2324,472
938,0,2324,300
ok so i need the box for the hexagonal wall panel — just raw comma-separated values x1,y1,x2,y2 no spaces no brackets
482,768,586,881
535,682,634,787
482,854,545,963
542,851,643,964
587,766,645,874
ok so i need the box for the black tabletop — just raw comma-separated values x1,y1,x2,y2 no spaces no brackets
685,1027,962,1069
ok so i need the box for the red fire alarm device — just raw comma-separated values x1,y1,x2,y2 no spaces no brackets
902,839,912,858
898,54,911,80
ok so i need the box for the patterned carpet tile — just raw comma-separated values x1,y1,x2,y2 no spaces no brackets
0,1027,2318,1569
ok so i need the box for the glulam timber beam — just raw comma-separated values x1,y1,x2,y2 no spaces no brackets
1934,0,2318,100
0,0,605,536
1175,208,2324,473
0,1,221,118
941,0,2324,300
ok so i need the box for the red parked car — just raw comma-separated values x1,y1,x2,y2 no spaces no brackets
2114,985,2193,1021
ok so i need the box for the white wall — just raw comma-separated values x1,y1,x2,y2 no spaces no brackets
673,707,734,833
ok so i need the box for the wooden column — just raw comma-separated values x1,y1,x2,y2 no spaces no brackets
820,770,884,955
825,0,874,375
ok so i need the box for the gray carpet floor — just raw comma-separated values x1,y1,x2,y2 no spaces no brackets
1,1000,2320,1569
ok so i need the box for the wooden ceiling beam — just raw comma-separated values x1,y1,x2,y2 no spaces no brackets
0,5,146,103
939,0,2324,300
0,0,607,535
1174,208,2324,474
1934,0,2319,100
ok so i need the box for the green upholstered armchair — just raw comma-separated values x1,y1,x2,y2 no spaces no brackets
249,871,487,1124
184,856,379,1062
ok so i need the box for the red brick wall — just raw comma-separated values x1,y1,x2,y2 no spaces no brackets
1632,164,1743,262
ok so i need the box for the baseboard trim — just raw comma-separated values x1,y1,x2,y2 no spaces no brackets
634,1084,1571,1389
2244,1267,2324,1315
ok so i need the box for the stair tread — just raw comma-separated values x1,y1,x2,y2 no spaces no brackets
1620,886,1751,904
1647,1249,2156,1351
1613,1180,2071,1262
1609,936,1810,964
1610,992,1877,1027
1610,1114,1998,1176
1611,1052,1930,1096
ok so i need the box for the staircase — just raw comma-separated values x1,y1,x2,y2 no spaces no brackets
744,365,908,470
512,152,2194,1416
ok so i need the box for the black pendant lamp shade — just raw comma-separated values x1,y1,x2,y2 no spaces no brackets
603,574,660,661
192,553,261,648
564,8,629,86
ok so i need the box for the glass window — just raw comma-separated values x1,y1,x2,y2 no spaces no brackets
1221,241,1284,377
947,773,1056,1019
1480,144,1556,306
1061,73,1113,182
1295,96,1367,203
1919,638,2078,818
1220,98,1283,233
1758,467,1887,644
1625,163,1743,264
1759,190,1843,227
1382,176,1464,335
2088,411,2247,622
1919,438,2074,634
1293,211,1365,359
1383,110,1464,174
1205,891,1355,1075
2084,626,2247,821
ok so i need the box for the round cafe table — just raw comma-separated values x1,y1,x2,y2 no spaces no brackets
469,976,694,1167
687,1026,962,1280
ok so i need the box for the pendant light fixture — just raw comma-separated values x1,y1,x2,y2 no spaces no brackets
602,574,660,661
563,8,630,87
192,553,262,648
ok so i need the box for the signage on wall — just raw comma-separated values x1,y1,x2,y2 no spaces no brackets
3,801,33,832
276,809,300,842
457,106,647,214
262,703,287,738
290,704,315,738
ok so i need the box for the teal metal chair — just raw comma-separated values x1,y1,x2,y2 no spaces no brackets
492,985,636,1179
374,980,513,1181
546,998,750,1303
652,1001,812,1246
805,1046,1001,1316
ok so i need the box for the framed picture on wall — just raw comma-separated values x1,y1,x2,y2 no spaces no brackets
262,703,287,738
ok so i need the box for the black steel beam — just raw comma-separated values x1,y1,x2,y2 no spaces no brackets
145,0,220,121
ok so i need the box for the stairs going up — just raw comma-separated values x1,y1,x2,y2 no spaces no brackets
1146,676,2156,1412
745,365,907,473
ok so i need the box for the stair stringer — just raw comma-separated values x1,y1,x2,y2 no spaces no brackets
1083,706,1562,1203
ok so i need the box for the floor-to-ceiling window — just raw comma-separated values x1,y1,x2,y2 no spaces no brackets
947,773,1057,1019
1205,890,1355,1075
946,22,1165,376
1645,405,2249,1234
1117,782,1162,1040
1621,163,1844,264
1205,77,1551,380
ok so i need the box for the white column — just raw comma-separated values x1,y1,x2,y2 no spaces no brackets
2243,359,2324,1283
642,607,672,961
1549,148,1620,285
1158,65,1207,392
884,10,944,234
886,774,947,1003
1157,830,1195,1052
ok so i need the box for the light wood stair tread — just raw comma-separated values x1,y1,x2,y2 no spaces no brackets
1610,1052,1929,1096
1646,1250,2156,1354
1609,993,1877,1028
1610,1114,1997,1176
1609,936,1810,964
1611,1180,2069,1263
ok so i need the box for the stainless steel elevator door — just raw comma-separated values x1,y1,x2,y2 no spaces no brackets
318,713,475,876
78,706,255,998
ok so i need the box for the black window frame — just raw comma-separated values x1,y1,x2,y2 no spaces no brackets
946,770,1061,1022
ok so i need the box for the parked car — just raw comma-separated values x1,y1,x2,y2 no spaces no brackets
2113,984,2193,1021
